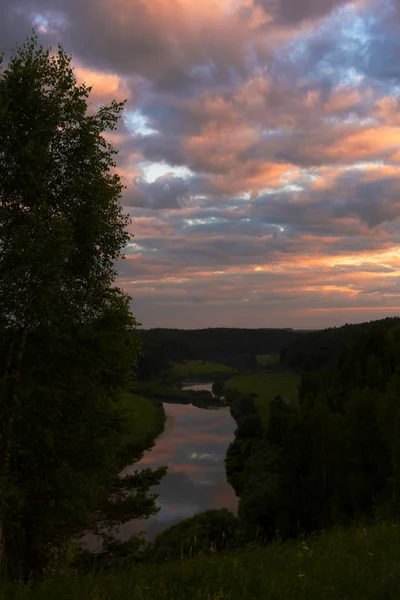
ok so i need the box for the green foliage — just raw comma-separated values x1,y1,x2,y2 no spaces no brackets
256,354,280,368
116,393,165,462
212,381,225,396
133,380,193,402
138,328,301,362
280,316,400,372
167,360,234,382
149,509,241,562
227,320,400,543
0,36,165,578
136,341,170,381
225,372,300,428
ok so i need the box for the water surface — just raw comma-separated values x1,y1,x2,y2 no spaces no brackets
117,383,237,541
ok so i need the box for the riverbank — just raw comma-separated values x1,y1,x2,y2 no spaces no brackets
115,391,166,470
121,392,165,447
224,371,300,427
5,521,400,599
117,385,237,543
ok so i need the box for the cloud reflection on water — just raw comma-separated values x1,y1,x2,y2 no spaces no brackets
118,400,238,541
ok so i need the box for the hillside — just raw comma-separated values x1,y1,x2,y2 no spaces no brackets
4,522,400,599
280,316,400,372
137,328,303,363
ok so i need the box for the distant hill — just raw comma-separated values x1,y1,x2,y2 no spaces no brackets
137,318,400,373
137,327,304,363
280,316,400,372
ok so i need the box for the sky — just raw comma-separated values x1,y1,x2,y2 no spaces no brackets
4,0,400,329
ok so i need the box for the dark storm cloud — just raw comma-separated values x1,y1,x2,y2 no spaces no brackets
131,134,187,167
123,174,192,210
251,171,400,231
2,0,267,93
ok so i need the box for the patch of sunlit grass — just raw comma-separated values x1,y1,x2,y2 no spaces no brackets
226,372,300,427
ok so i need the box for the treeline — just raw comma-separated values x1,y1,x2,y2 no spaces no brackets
137,328,302,365
280,316,400,372
226,320,400,541
138,318,400,378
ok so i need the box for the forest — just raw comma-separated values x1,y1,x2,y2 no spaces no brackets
225,318,400,542
137,327,302,363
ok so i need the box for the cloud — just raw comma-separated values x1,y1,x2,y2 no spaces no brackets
254,0,350,24
123,174,192,210
4,0,400,327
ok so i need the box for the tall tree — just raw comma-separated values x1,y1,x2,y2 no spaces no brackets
0,36,164,578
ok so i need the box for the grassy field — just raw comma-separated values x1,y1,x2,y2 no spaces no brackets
256,354,280,367
226,372,300,427
168,360,234,382
5,522,400,599
117,392,165,451
132,380,192,402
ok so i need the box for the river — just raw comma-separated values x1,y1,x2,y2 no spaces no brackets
116,382,238,542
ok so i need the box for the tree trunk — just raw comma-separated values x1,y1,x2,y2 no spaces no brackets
0,329,27,572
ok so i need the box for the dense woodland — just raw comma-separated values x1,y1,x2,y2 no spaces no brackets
133,316,400,558
137,327,301,364
225,318,400,542
280,316,400,371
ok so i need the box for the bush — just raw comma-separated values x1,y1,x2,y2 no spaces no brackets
149,509,242,562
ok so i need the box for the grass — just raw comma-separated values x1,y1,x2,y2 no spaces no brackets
132,380,192,402
4,522,400,599
226,372,300,427
168,360,234,382
256,354,280,368
117,392,165,451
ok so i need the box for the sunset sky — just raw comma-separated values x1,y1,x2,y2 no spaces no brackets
4,0,400,329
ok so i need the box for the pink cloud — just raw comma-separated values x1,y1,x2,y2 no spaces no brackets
5,0,400,327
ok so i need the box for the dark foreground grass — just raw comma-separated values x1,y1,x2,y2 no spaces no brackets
4,522,400,599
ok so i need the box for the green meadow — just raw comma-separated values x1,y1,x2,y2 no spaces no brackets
226,372,301,427
255,353,280,367
168,360,235,382
117,392,165,452
5,522,400,599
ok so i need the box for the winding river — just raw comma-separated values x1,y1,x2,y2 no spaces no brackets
116,382,238,541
